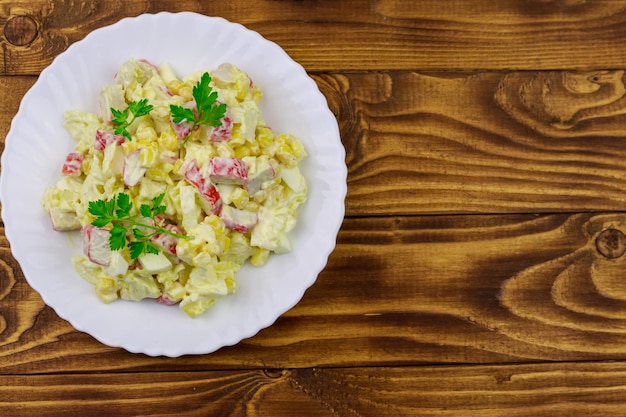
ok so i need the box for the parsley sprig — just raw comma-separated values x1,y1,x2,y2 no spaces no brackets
88,192,187,259
170,72,227,146
110,99,154,141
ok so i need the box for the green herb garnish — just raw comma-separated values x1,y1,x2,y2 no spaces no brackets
170,72,227,146
110,99,154,141
88,192,187,259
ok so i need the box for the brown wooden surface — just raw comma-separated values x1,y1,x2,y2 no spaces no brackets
4,0,626,415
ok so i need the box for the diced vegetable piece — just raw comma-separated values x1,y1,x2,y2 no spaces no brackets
60,152,84,176
208,156,248,185
102,142,125,176
82,225,112,266
138,252,172,273
123,149,146,186
221,205,258,233
105,251,130,277
183,159,222,215
245,156,276,195
281,166,307,193
49,208,81,231
119,272,161,301
98,84,126,122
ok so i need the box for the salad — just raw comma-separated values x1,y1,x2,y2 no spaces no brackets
41,59,307,318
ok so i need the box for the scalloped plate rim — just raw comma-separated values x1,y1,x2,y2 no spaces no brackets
0,12,346,357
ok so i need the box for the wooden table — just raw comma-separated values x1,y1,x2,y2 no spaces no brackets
3,1,626,415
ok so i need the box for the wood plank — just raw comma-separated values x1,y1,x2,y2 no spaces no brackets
4,213,626,373
316,70,626,215
2,361,626,416
3,1,626,74
6,70,626,217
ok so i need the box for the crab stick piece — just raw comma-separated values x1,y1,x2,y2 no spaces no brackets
95,129,125,151
207,156,248,185
208,108,232,142
221,205,258,233
183,159,222,215
170,102,197,140
151,223,183,256
82,224,112,266
60,152,84,176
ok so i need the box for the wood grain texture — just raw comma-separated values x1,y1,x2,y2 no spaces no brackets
4,214,626,373
5,2,626,413
2,362,626,416
4,0,626,74
7,70,626,218
319,69,626,215
4,69,626,371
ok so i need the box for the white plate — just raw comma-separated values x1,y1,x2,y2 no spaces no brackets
0,12,346,357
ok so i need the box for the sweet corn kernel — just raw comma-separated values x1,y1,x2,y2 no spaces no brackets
276,143,297,167
95,277,120,304
217,143,235,158
163,280,186,302
250,248,270,266
178,83,194,102
135,125,157,143
234,144,252,159
158,130,180,153
166,79,184,95
146,166,171,183
286,134,307,161
139,145,158,168
257,127,274,149
123,139,141,154
230,188,250,209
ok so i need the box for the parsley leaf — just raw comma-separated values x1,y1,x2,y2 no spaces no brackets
169,72,227,146
109,223,128,251
139,204,152,218
129,241,147,260
88,192,188,259
110,98,154,141
115,193,132,218
88,200,114,227
170,106,196,124
152,192,166,208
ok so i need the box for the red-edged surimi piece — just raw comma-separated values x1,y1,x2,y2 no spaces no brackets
208,156,248,185
159,85,174,97
208,108,232,142
157,294,178,306
159,151,179,164
123,149,146,186
170,101,198,139
183,159,222,215
82,224,112,266
138,59,159,71
171,118,193,139
221,205,258,233
151,223,182,256
61,152,84,176
95,129,125,151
